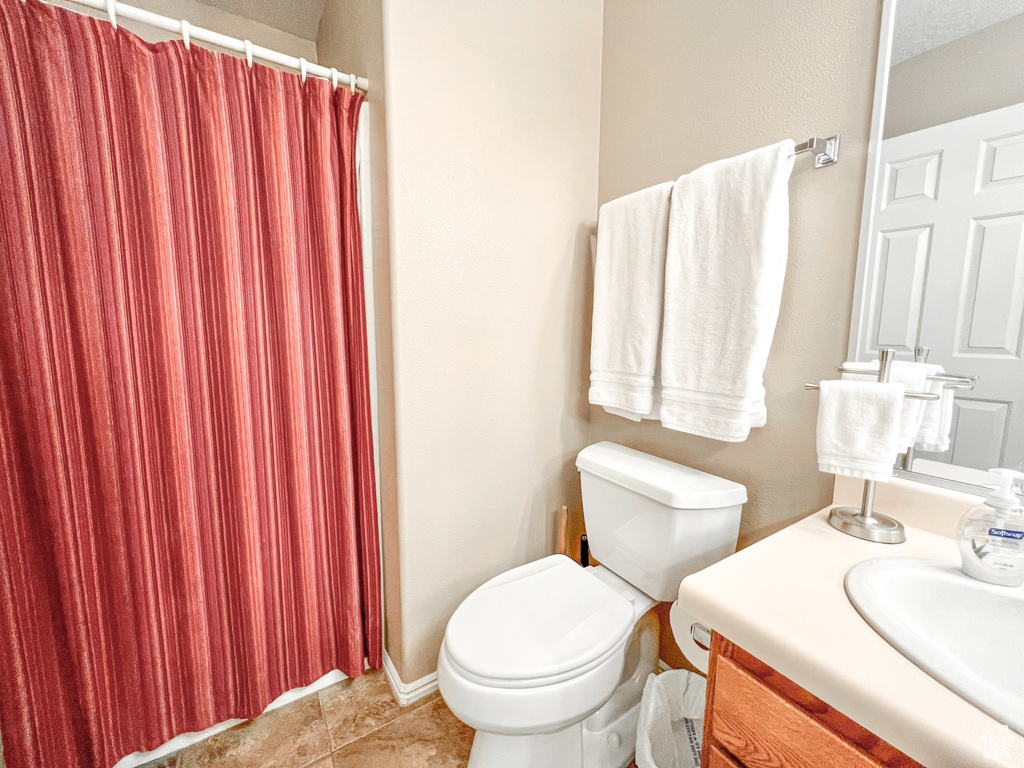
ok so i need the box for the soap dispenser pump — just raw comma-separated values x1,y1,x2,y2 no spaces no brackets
957,469,1024,587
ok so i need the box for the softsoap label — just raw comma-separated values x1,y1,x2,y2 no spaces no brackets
988,527,1024,540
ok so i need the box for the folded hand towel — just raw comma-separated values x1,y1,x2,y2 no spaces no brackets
658,140,795,441
817,379,904,482
916,365,954,452
841,360,928,452
589,181,675,420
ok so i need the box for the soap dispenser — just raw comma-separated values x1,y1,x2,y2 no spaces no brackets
957,469,1024,587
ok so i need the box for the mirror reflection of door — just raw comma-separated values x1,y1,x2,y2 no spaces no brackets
862,102,1024,472
851,2,1024,480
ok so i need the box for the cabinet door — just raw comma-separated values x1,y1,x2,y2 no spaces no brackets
702,633,925,768
709,656,882,768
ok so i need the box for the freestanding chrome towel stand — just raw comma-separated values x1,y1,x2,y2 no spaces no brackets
805,349,978,543
806,349,926,544
825,349,909,543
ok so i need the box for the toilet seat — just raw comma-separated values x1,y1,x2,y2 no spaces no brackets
444,555,634,689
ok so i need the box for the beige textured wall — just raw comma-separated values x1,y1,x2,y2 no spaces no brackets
380,0,604,681
48,0,318,60
596,1,882,548
318,0,884,684
316,0,406,673
884,13,1024,138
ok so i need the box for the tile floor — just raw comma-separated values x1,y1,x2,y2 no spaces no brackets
154,670,475,768
150,670,642,767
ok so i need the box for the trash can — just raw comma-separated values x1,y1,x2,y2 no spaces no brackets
635,669,707,768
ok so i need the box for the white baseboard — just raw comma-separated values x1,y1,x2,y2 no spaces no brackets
383,651,438,707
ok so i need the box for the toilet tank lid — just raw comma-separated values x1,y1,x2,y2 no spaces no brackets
576,442,747,509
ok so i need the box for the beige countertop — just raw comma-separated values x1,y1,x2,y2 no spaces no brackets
675,476,1023,768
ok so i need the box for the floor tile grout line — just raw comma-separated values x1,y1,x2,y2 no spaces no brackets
322,691,440,753
289,690,334,768
297,751,332,768
327,696,443,756
329,706,415,753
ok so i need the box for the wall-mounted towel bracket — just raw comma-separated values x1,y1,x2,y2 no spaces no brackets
793,134,840,168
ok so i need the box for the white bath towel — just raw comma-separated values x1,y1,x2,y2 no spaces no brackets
658,141,795,441
841,360,929,452
817,380,904,483
589,181,675,420
916,365,954,453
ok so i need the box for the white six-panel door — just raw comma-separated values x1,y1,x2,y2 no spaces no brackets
854,101,1024,470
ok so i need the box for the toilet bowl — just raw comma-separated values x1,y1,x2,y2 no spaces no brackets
438,556,659,768
439,556,635,734
438,442,746,768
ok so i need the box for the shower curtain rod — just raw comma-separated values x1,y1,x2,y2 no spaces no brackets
46,0,369,92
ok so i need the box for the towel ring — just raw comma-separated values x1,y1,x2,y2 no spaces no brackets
244,40,254,69
107,0,117,29
180,20,190,50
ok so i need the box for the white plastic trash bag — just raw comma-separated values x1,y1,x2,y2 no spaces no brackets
635,669,707,768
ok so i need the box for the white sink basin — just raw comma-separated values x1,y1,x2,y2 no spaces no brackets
846,557,1024,734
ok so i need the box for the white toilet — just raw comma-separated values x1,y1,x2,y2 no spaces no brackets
437,442,746,768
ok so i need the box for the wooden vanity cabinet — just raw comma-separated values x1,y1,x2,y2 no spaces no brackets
702,633,925,768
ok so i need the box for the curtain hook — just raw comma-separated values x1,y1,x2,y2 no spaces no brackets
106,0,118,29
180,20,190,50
244,40,254,69
349,74,358,91
299,57,308,83
330,67,339,90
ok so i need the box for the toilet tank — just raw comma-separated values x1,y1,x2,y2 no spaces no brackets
575,442,746,601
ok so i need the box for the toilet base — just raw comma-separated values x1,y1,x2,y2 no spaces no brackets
581,610,660,768
468,723,583,768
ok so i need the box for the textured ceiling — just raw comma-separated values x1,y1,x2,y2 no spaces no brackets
196,0,325,41
892,0,1024,64
193,0,1024,67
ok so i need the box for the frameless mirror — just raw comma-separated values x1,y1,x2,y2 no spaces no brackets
849,0,1024,492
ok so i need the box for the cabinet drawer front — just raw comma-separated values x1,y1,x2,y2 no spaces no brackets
710,656,882,768
708,744,744,768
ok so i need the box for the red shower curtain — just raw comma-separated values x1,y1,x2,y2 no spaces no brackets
0,2,382,766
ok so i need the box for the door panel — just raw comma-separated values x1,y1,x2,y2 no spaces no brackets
948,400,1011,470
875,227,932,352
961,214,1024,355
